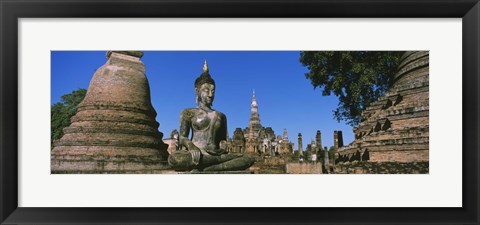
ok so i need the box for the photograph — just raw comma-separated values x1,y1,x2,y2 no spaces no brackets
51,50,429,174
2,0,478,223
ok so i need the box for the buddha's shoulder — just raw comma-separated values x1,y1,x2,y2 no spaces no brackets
180,108,198,118
215,110,227,119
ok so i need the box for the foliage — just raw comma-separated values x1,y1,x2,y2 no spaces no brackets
328,146,335,160
302,150,308,160
299,51,404,126
293,150,300,157
51,88,87,147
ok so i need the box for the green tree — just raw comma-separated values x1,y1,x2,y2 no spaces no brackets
302,150,309,161
293,150,300,157
299,51,404,126
51,88,87,147
328,146,335,160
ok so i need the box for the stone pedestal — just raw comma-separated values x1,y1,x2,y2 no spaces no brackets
51,51,169,173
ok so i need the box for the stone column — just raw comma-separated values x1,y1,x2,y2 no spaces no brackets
334,130,344,150
333,130,343,166
298,133,303,155
315,130,322,151
310,140,316,161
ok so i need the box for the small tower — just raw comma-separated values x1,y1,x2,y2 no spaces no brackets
310,139,317,159
278,128,291,154
298,133,303,155
283,128,288,141
232,128,246,153
334,130,344,151
315,130,322,150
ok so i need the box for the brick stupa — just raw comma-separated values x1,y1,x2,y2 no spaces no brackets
51,51,169,173
336,51,429,163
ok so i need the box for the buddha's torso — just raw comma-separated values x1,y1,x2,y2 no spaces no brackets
186,108,224,154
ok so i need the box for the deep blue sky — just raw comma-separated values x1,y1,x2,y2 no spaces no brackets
51,51,354,149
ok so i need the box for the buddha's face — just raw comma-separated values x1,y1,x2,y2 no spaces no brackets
196,83,215,107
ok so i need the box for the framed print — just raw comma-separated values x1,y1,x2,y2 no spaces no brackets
1,0,479,224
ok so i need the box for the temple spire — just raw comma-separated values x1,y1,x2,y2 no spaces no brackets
251,90,258,107
248,90,262,136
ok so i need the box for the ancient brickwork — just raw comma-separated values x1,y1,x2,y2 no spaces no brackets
334,161,429,174
163,138,177,155
249,157,287,174
231,128,246,153
336,51,429,166
51,51,169,173
286,163,323,174
334,131,343,150
278,129,293,154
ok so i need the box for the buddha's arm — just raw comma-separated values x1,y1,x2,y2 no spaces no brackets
221,115,228,153
179,110,200,151
222,114,228,144
205,112,228,155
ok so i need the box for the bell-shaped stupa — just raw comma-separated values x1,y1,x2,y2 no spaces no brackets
336,51,429,166
51,51,169,173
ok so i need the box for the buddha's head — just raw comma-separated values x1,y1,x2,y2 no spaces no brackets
194,60,216,107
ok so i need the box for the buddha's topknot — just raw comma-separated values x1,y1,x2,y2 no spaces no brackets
195,60,215,89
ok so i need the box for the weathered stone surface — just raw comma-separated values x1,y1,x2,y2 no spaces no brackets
230,128,246,153
51,51,169,173
163,129,179,154
278,128,293,154
163,138,177,155
336,51,429,167
286,163,323,174
334,161,429,174
181,170,254,174
249,160,285,174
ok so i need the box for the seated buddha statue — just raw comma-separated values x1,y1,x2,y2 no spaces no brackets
168,60,255,172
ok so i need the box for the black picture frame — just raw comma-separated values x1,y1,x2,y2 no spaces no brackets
1,0,479,224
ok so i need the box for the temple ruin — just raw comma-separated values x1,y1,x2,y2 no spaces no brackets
335,51,429,173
